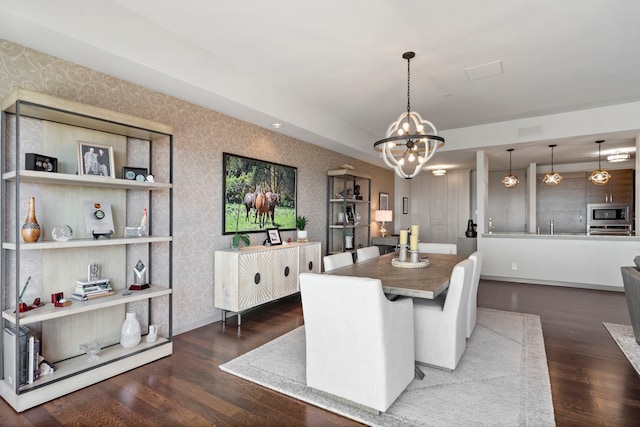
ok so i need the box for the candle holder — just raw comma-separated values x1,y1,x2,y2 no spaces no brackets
398,244,408,262
410,249,420,263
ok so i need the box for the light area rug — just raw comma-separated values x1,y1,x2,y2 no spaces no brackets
604,322,640,376
220,308,555,426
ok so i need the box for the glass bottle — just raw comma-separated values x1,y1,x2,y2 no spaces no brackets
120,310,141,348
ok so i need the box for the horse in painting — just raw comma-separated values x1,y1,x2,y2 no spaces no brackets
255,192,270,229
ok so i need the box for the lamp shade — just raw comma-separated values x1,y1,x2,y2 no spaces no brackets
375,210,393,222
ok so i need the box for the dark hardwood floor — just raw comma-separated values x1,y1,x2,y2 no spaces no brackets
2,280,640,426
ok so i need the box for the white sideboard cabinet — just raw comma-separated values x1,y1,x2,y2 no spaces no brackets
214,242,321,324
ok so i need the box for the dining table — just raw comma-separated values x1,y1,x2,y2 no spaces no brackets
324,251,466,299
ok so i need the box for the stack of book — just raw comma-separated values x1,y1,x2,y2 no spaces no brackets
71,278,114,301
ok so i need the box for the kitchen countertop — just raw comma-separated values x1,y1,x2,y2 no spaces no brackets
482,232,640,240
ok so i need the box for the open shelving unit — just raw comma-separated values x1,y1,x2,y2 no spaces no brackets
326,169,371,256
0,88,173,412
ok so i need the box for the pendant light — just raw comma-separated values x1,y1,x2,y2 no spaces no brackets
542,144,562,186
501,148,519,188
373,51,445,179
432,168,447,176
607,151,630,163
589,140,611,185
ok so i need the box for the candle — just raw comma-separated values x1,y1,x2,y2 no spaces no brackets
411,225,419,236
410,235,419,250
399,230,408,245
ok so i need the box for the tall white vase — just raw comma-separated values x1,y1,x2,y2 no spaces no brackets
120,310,141,348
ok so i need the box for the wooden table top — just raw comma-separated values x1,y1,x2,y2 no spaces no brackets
325,252,465,299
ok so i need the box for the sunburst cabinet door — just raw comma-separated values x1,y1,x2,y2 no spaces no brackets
272,246,299,299
237,251,274,310
299,243,321,275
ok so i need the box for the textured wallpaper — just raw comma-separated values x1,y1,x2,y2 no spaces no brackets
0,39,395,334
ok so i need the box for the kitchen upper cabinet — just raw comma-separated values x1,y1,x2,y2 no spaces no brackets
586,169,633,204
537,172,587,234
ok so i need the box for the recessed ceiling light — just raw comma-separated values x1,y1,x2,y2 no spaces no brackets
432,168,447,176
272,123,283,129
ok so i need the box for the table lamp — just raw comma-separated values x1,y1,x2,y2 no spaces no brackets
375,210,393,237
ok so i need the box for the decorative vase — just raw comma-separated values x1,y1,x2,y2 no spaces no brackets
465,219,477,238
21,197,41,243
297,230,308,240
120,310,141,348
345,235,354,249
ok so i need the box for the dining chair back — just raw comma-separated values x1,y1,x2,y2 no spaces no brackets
300,273,414,413
356,246,380,262
417,242,457,254
323,252,354,272
466,251,484,338
412,258,473,370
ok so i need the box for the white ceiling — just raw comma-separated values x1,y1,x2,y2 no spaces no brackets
2,0,640,172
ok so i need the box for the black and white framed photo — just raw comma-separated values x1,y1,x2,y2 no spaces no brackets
346,205,355,223
122,166,149,182
379,192,389,210
78,142,115,178
266,228,282,245
403,197,409,214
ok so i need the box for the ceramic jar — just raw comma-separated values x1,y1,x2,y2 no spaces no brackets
21,197,41,243
120,310,141,348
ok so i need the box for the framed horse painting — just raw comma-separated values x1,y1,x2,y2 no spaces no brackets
223,153,297,235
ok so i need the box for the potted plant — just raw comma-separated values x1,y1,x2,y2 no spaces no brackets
296,215,308,241
232,206,250,250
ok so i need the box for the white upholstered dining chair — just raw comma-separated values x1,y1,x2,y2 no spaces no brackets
412,258,473,370
356,246,380,262
466,251,484,338
322,252,353,272
299,273,415,413
417,242,457,254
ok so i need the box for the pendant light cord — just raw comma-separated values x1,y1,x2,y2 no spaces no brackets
406,55,411,115
509,150,513,174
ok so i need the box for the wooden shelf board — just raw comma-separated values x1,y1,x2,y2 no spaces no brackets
2,88,172,139
2,285,171,325
328,224,369,229
328,198,370,204
3,236,172,251
3,170,171,190
0,341,172,412
327,169,372,179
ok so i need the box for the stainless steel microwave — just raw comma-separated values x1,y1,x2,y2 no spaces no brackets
588,203,630,223
587,203,632,235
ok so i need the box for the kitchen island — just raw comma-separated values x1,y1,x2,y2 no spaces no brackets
479,232,640,290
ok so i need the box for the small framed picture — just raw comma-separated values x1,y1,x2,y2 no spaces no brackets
379,192,389,210
346,205,355,223
122,166,149,182
78,142,115,178
403,197,409,214
266,228,282,245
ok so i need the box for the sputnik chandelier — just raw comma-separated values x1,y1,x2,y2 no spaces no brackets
589,140,611,186
501,148,519,188
373,52,445,179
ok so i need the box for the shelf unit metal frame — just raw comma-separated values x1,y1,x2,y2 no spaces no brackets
326,170,371,256
0,89,173,409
